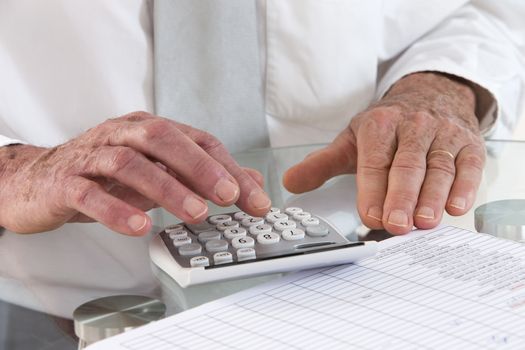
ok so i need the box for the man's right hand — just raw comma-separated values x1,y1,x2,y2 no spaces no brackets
0,112,271,235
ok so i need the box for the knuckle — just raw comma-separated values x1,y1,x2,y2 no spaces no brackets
140,119,173,142
125,110,153,121
362,110,397,135
426,157,456,178
197,131,224,153
68,181,99,208
106,147,139,176
459,152,485,171
191,156,218,178
391,151,426,172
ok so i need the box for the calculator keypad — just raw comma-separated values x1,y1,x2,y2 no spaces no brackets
160,207,349,268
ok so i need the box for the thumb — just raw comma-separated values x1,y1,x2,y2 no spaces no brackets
283,135,357,193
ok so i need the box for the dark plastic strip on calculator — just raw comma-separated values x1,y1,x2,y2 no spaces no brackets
204,242,365,269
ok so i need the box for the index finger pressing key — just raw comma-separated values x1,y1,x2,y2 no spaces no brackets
108,118,242,208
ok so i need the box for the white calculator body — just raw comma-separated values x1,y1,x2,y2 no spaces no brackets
149,207,377,287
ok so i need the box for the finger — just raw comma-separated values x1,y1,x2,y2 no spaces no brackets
108,185,157,211
242,167,265,188
381,113,435,234
108,119,241,207
194,134,271,217
283,132,357,194
354,112,398,230
413,147,458,229
86,146,209,223
64,176,151,236
446,143,485,216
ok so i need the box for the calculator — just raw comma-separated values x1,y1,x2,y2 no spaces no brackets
149,207,377,287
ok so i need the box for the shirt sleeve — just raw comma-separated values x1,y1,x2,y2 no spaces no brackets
376,0,525,139
0,135,25,147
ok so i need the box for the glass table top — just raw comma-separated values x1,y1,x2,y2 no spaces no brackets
1,140,525,349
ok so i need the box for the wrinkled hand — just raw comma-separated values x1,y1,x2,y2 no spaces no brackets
0,112,271,235
284,72,485,234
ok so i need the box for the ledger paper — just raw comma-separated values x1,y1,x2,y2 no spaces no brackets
88,226,525,349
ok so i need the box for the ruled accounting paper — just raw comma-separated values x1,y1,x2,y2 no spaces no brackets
88,226,525,350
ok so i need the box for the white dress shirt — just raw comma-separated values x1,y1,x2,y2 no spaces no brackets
0,0,523,317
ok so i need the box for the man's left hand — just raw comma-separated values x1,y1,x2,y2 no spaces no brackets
283,72,486,234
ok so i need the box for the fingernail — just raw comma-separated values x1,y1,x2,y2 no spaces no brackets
449,197,466,210
214,178,239,203
183,196,208,219
248,190,271,209
127,214,148,232
416,206,435,220
388,210,409,227
367,206,383,221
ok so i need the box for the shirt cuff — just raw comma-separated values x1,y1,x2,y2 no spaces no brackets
0,135,26,147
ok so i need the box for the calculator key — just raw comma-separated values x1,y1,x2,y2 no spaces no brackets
269,207,281,214
306,224,330,237
265,212,288,223
282,228,306,241
165,224,184,233
232,236,255,249
257,232,280,245
274,220,296,231
249,224,272,236
168,230,188,240
178,243,202,256
216,221,239,231
233,211,251,221
285,207,303,215
293,212,311,221
186,221,216,234
236,248,256,261
242,217,264,227
198,231,221,243
208,214,232,225
302,217,320,227
224,227,247,239
205,239,229,252
190,256,209,267
213,251,233,265
172,236,192,247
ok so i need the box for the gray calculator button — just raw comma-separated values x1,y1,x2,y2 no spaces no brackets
232,236,255,249
224,227,247,239
190,256,209,267
306,224,329,237
269,207,281,214
168,230,188,240
237,248,256,261
249,224,272,235
198,231,222,243
208,214,232,225
257,232,280,245
274,220,296,231
242,217,264,227
206,239,229,252
302,217,320,226
265,212,288,223
293,212,311,221
216,221,239,231
173,236,192,247
186,221,216,234
285,207,303,215
282,228,305,241
165,224,184,233
178,243,202,256
233,211,251,220
213,251,233,265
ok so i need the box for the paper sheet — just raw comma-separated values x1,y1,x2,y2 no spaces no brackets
88,227,525,349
